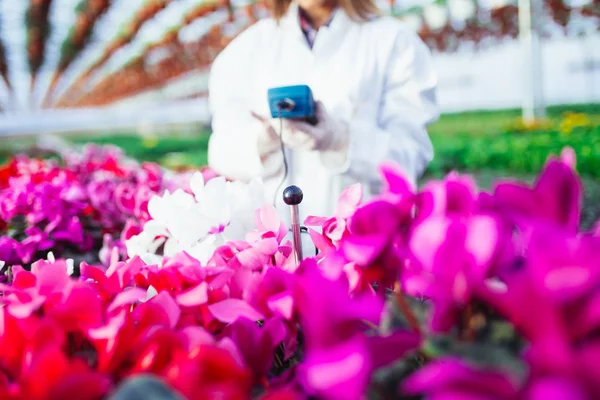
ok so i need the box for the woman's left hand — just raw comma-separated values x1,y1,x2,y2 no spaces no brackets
283,101,349,152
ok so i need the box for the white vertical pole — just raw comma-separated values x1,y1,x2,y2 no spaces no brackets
518,0,545,123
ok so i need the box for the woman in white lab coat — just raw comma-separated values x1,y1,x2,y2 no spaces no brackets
207,0,439,221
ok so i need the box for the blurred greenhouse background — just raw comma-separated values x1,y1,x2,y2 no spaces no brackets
0,0,598,224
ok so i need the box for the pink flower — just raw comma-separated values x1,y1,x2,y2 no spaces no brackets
304,183,363,255
247,204,288,243
403,358,519,400
165,344,252,400
489,148,582,232
416,171,479,221
404,213,507,332
294,260,419,399
223,317,288,383
339,200,405,292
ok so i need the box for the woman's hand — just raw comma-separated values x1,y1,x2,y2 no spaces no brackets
251,110,315,155
283,101,349,152
252,102,349,152
250,111,282,160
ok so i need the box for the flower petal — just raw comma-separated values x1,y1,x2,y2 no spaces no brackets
176,282,208,307
208,299,264,323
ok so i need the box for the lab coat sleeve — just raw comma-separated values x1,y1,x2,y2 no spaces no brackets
207,28,280,182
320,28,439,189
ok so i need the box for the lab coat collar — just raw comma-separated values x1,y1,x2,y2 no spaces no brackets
281,2,352,39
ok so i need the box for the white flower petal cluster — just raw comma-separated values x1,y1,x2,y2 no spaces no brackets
126,172,265,264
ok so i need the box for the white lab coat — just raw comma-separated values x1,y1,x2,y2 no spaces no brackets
207,3,439,224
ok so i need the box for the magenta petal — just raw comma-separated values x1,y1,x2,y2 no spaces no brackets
445,174,478,214
402,272,434,298
260,204,282,233
535,159,581,232
149,291,181,328
88,311,127,340
8,295,46,319
207,269,236,290
208,298,264,323
402,358,518,398
409,216,451,271
163,251,202,270
465,215,500,268
234,247,270,270
267,291,295,320
430,302,461,333
337,292,384,327
176,282,208,307
542,265,593,298
304,216,329,227
252,237,280,255
341,234,390,266
336,184,363,219
350,200,400,236
319,250,348,281
107,288,148,313
573,292,600,338
379,163,413,196
560,146,576,169
324,218,346,242
34,261,70,295
367,330,421,370
493,182,538,216
307,228,335,253
180,326,215,350
527,378,587,400
227,317,287,378
299,336,371,400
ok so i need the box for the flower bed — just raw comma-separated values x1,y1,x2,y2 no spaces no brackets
0,144,599,400
428,110,600,178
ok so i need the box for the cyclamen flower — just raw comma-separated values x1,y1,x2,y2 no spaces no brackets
294,260,420,399
416,171,479,221
61,143,133,180
337,163,415,292
467,228,600,399
126,172,266,265
0,255,262,399
489,147,582,232
403,358,519,400
222,317,288,383
404,213,508,332
304,183,363,255
404,358,598,399
0,162,92,265
340,199,406,292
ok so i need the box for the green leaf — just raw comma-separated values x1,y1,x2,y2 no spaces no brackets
423,334,527,380
380,291,429,334
368,356,424,400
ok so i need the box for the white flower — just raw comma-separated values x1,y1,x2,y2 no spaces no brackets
125,172,267,265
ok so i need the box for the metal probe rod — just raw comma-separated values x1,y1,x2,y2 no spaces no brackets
283,185,304,265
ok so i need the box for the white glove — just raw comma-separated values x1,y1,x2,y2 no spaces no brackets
250,111,283,159
251,102,351,172
282,101,349,152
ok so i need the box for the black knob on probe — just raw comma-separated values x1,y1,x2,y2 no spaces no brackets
283,185,303,205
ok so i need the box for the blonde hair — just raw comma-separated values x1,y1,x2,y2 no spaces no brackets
268,0,380,22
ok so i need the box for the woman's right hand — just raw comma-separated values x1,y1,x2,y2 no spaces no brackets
250,111,281,159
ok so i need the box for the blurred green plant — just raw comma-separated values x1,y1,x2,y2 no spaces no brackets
426,110,600,178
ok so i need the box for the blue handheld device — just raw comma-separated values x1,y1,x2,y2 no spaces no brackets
267,85,318,125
